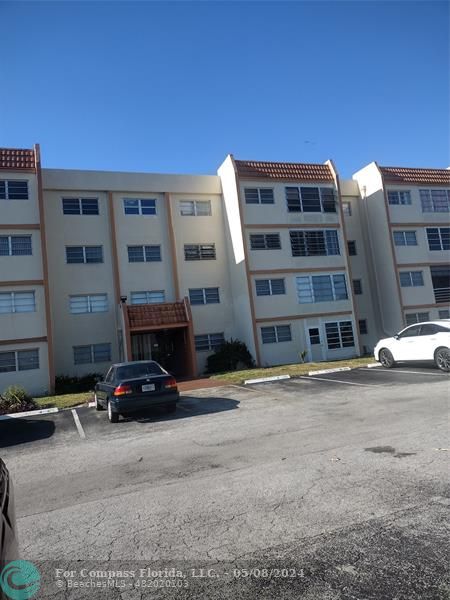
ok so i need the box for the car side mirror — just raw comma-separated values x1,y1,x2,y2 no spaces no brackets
393,334,399,340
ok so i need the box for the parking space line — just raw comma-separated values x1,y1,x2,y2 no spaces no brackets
71,409,86,439
362,368,448,376
298,376,382,388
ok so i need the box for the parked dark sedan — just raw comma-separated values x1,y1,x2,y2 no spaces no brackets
0,458,18,571
94,360,179,423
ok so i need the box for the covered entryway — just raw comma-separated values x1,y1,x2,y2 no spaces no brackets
123,299,197,378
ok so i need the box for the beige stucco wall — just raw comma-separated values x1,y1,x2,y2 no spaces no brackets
0,341,49,396
0,285,47,341
0,229,44,280
44,190,119,376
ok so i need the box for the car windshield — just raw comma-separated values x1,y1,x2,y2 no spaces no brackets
116,362,164,380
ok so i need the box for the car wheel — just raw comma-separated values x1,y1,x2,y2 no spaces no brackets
107,400,119,423
166,403,177,414
94,393,104,411
434,347,450,372
379,348,395,368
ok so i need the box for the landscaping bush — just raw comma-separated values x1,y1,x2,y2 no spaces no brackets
206,339,255,374
0,385,37,415
55,373,102,394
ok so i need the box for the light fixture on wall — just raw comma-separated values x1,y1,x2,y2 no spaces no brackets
120,295,127,304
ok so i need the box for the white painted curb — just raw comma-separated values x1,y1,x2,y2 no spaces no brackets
308,367,351,376
244,374,291,385
88,401,95,407
0,407,59,421
366,362,381,368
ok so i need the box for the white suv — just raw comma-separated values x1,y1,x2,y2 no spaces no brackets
374,320,450,372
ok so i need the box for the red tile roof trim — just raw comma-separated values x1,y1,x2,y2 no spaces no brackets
380,166,450,186
127,302,189,329
235,159,334,182
0,148,36,171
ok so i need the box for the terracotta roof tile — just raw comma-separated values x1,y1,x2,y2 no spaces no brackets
0,148,36,171
380,166,450,186
127,302,188,329
235,159,334,182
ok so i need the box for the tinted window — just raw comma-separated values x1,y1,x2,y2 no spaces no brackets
116,362,164,380
419,324,437,336
398,325,421,338
435,324,450,333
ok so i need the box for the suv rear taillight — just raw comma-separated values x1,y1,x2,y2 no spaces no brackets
164,377,177,390
114,384,132,396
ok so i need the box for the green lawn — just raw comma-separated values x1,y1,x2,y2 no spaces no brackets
35,391,93,410
213,357,376,385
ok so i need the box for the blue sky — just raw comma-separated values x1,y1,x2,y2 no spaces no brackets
1,1,448,177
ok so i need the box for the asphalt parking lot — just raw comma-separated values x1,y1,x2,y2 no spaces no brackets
1,365,449,599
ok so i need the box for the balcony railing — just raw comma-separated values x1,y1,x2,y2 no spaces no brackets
433,287,450,304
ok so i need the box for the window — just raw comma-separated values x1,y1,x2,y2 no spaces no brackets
358,319,368,335
387,190,411,205
0,348,39,373
244,188,275,205
290,229,340,257
189,287,220,305
0,236,32,256
0,180,29,200
347,240,357,255
296,274,348,303
73,343,111,365
123,198,157,215
255,279,286,296
325,321,355,349
62,198,99,215
405,312,430,325
130,291,165,304
342,201,352,216
399,324,421,337
127,245,161,262
399,271,424,287
426,227,450,251
194,332,225,351
420,189,450,213
352,279,362,295
69,294,108,314
0,291,35,314
249,233,281,250
308,328,321,345
261,325,292,344
438,309,450,319
393,231,417,246
184,244,216,261
285,187,336,213
179,200,212,216
66,246,103,264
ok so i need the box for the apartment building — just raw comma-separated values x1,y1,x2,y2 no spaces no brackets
353,163,450,333
0,146,448,395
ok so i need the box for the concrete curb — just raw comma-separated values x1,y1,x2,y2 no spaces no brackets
366,362,381,368
244,374,291,385
308,367,351,376
0,407,59,421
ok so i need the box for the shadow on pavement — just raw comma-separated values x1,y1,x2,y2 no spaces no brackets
0,417,56,448
120,396,240,424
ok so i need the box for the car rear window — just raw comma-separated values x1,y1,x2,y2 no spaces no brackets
116,362,164,380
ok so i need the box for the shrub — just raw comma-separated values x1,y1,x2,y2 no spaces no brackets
55,373,102,394
0,385,37,415
206,339,255,374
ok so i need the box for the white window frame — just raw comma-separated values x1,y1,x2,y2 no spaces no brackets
179,200,212,216
0,235,33,256
261,324,292,344
0,179,29,200
285,186,336,213
69,294,108,314
73,343,111,365
194,332,225,351
387,190,412,206
130,291,165,304
62,197,99,215
123,198,157,216
405,312,430,325
399,271,424,287
296,273,348,304
420,189,450,213
342,201,352,216
189,287,220,305
393,231,417,246
0,291,36,314
65,245,103,264
244,188,275,205
0,348,39,372
255,278,286,296
324,319,355,350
